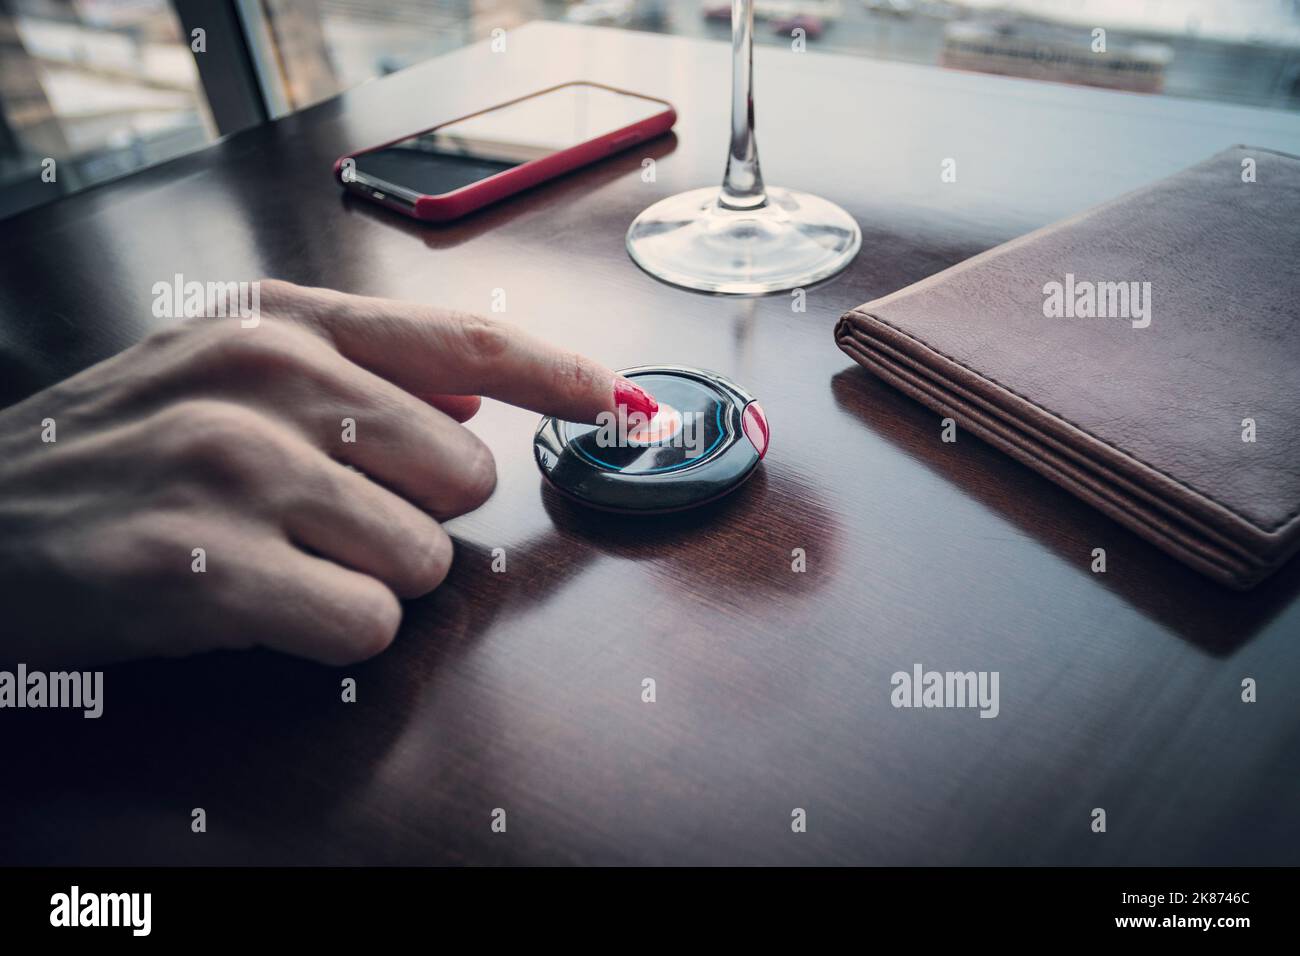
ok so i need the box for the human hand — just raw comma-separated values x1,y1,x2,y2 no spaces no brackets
0,280,657,666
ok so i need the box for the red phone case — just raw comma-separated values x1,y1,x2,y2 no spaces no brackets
333,81,676,222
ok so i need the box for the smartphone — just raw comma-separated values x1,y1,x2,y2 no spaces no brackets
334,81,676,222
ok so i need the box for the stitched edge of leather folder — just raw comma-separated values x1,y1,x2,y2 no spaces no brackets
837,316,1299,589
844,311,1300,542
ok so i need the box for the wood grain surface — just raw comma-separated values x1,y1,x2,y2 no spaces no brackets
2,23,1298,865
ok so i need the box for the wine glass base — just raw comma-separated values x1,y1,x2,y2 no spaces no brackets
626,186,861,295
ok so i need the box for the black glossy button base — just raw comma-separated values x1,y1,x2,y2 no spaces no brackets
534,365,768,514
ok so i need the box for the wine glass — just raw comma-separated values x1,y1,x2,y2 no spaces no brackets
625,0,861,294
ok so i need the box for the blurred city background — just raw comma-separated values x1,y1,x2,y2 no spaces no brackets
3,0,1300,218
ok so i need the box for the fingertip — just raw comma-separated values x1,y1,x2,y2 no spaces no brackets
613,376,659,419
426,393,482,422
341,583,403,664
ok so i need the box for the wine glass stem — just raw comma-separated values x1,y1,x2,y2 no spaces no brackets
720,0,767,211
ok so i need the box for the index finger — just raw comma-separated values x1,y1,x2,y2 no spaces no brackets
264,281,658,424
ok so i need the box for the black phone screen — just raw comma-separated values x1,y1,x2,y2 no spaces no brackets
348,83,666,198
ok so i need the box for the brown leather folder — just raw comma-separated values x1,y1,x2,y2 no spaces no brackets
836,146,1300,589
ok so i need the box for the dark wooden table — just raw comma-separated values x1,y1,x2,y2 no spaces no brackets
3,23,1299,866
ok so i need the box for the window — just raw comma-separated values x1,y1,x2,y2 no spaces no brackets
247,0,1300,114
2,0,1297,221
0,0,212,219
256,0,545,112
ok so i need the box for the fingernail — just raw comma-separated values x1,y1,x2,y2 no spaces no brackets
614,377,658,418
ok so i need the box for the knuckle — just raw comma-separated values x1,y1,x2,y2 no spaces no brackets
255,279,330,324
459,438,498,510
338,583,402,663
198,320,312,378
402,525,453,597
450,313,511,364
141,316,205,353
168,398,265,448
164,400,283,485
255,278,295,303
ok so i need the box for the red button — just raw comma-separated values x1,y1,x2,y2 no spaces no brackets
741,401,769,459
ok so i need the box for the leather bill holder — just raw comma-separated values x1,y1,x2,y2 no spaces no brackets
836,146,1300,589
